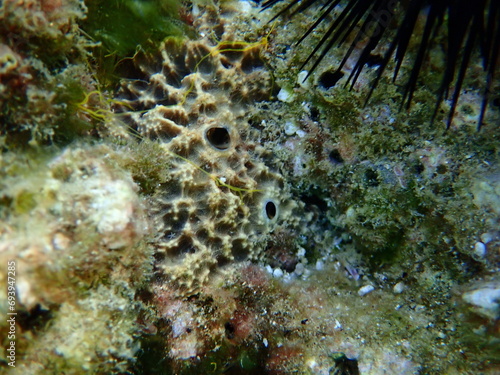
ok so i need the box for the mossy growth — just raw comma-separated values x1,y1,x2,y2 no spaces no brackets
50,69,99,140
28,32,83,72
196,345,267,375
260,59,498,279
114,138,174,196
316,89,362,131
322,145,489,276
84,0,184,56
453,302,500,370
1,67,98,148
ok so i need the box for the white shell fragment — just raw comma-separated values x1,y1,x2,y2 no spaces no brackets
358,285,375,296
284,121,298,135
393,282,406,294
462,285,500,320
473,241,487,258
277,87,294,102
273,268,284,278
297,70,310,88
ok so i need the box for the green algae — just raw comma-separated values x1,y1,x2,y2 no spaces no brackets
12,190,37,215
81,0,187,89
270,67,498,273
83,0,184,57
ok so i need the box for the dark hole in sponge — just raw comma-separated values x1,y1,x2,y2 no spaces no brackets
231,238,248,261
319,70,344,89
493,96,500,107
265,201,277,220
206,126,231,150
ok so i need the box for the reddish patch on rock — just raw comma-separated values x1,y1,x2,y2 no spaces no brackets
266,345,304,374
41,0,62,13
226,309,255,343
240,263,270,288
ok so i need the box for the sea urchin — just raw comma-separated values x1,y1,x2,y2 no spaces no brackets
263,0,499,129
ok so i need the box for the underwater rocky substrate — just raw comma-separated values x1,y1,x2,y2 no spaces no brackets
0,0,499,374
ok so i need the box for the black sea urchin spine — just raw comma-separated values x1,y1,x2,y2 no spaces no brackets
263,0,499,129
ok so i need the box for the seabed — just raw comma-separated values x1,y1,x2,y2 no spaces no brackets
0,1,499,374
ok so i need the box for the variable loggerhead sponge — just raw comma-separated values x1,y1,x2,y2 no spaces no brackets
114,35,301,292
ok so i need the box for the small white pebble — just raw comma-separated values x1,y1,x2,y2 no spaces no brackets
302,268,312,279
284,121,298,135
296,129,307,138
282,273,292,283
294,263,305,276
334,319,342,330
474,241,487,258
238,0,252,13
358,285,375,296
345,206,356,218
415,304,426,311
52,232,70,251
265,265,273,274
296,247,306,257
315,260,324,271
218,176,227,183
307,359,318,370
16,278,34,307
297,70,310,88
393,282,406,294
192,3,200,17
273,268,284,278
463,286,500,319
263,338,268,347
277,88,293,103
